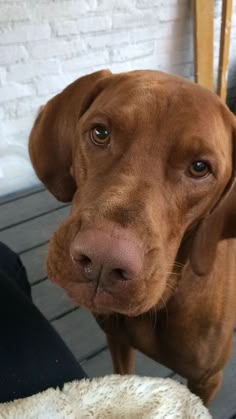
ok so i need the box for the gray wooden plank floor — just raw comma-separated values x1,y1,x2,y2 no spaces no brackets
0,187,235,418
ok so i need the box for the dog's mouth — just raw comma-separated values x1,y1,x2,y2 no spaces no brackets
48,254,179,317
66,284,150,316
56,267,174,317
67,280,136,315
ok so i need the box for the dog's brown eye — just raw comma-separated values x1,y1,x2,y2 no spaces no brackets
189,161,211,178
90,126,110,146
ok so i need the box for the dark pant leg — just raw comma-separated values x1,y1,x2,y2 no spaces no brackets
0,242,31,298
0,243,87,403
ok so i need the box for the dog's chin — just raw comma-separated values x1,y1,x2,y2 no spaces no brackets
61,279,167,317
49,260,174,317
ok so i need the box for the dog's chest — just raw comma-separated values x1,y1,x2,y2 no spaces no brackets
123,311,177,366
123,312,217,379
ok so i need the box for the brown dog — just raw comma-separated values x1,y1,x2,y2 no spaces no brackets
29,70,236,405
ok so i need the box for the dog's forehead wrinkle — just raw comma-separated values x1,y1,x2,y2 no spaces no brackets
94,79,171,120
90,92,225,157
99,73,216,114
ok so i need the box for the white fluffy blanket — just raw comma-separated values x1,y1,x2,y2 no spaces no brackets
0,375,212,419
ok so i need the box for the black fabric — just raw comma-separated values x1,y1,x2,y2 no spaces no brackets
0,242,87,403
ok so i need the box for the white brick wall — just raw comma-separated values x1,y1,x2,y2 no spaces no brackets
0,0,236,196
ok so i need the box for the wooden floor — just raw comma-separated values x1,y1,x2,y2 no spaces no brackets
0,186,235,418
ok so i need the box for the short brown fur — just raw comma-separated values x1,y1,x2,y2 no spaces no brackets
29,70,236,405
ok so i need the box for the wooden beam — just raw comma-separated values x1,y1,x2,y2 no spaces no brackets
217,0,233,101
193,0,214,91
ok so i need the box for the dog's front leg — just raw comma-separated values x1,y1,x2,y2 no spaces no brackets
107,333,135,374
95,314,135,374
188,370,223,406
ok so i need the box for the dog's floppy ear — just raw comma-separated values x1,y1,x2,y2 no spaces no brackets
190,123,236,275
29,70,112,202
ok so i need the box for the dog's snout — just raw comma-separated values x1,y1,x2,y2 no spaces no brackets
70,227,143,284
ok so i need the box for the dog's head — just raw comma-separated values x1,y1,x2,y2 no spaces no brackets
29,70,236,316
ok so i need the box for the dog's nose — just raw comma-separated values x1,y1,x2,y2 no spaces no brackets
70,227,143,284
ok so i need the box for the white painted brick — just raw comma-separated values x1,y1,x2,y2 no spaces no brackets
85,31,128,49
2,101,21,119
0,4,29,22
8,60,60,83
87,0,97,9
28,39,67,60
155,35,192,55
0,67,7,86
128,26,163,43
77,16,112,33
111,41,154,63
0,154,39,197
63,63,115,86
0,45,28,65
129,50,192,73
0,107,4,120
154,50,193,68
230,26,236,42
2,116,34,137
109,62,132,74
63,71,89,86
96,0,136,11
137,0,188,8
0,23,51,45
159,3,190,22
31,0,94,19
28,38,85,60
163,21,192,40
127,55,160,71
214,17,222,32
136,0,163,7
62,50,109,73
36,75,68,96
68,39,87,56
90,62,112,73
48,67,100,88
0,83,34,103
128,22,190,44
214,0,222,19
3,95,48,119
112,11,159,29
52,20,79,37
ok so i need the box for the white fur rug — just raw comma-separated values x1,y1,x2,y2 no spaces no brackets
0,375,212,419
